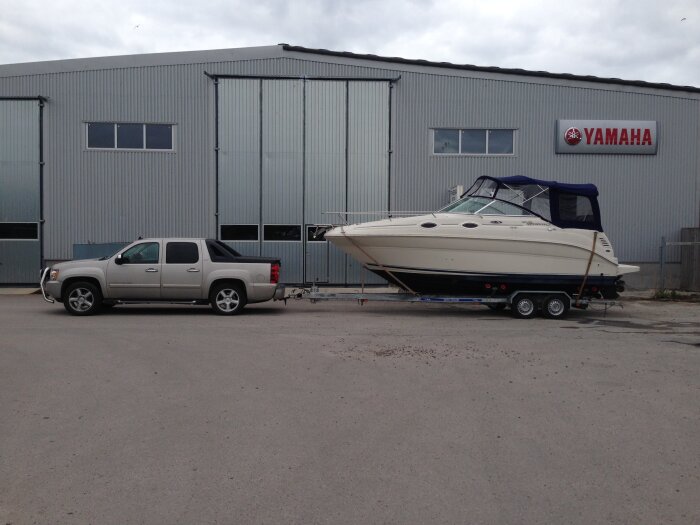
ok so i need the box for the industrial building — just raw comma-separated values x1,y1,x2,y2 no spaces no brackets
1,44,698,287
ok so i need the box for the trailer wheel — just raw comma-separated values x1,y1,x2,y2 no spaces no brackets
511,295,537,319
541,294,569,319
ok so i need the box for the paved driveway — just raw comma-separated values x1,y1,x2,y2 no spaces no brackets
1,295,699,524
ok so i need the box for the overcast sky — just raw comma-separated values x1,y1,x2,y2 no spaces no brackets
1,0,699,87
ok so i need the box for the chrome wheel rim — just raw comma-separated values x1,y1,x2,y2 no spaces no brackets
215,289,240,312
68,287,94,312
547,299,565,316
517,299,535,316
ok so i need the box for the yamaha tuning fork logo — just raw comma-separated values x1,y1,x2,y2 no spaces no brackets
564,127,582,146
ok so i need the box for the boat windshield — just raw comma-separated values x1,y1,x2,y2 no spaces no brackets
445,175,603,230
442,196,535,216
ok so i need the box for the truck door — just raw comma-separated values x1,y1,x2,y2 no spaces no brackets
161,241,203,299
106,241,162,299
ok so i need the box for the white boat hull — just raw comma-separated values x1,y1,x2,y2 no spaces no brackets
325,214,639,297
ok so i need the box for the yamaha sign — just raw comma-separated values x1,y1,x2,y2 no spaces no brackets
556,120,658,154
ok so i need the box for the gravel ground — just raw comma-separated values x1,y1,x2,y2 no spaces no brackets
1,294,699,524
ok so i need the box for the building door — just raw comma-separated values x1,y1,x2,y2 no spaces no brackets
217,77,392,285
0,99,42,284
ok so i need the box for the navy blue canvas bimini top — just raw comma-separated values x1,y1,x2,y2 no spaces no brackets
464,175,603,231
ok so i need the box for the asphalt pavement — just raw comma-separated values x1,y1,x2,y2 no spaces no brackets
1,294,699,524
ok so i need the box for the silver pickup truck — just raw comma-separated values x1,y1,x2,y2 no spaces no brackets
40,238,285,316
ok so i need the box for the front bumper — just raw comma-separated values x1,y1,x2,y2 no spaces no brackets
39,267,55,303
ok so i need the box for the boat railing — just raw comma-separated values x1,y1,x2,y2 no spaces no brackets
322,211,434,225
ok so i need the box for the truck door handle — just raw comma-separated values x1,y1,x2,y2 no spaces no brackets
187,268,200,272
146,268,158,272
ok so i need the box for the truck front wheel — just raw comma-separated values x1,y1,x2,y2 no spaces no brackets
209,282,247,315
63,281,103,316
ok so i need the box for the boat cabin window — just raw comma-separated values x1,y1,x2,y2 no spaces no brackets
495,184,552,221
444,196,534,216
558,193,596,225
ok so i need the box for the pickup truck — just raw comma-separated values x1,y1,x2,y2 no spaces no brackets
40,238,285,316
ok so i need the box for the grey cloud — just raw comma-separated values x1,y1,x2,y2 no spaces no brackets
0,0,698,87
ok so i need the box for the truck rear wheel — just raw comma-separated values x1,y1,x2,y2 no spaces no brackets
63,281,102,316
210,282,247,315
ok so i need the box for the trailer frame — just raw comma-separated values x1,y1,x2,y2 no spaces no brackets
291,286,620,319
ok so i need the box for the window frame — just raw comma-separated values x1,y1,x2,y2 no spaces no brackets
431,128,517,157
0,222,39,241
263,224,302,242
120,242,161,265
85,122,176,152
165,241,200,265
220,224,259,242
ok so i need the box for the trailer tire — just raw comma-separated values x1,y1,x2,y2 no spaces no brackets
511,294,537,319
541,294,569,319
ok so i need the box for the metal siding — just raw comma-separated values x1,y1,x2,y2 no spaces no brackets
392,73,700,261
218,78,260,251
0,100,39,221
0,99,40,283
347,82,390,283
0,241,41,283
261,79,303,279
304,81,347,283
262,241,303,283
1,64,216,261
0,54,697,272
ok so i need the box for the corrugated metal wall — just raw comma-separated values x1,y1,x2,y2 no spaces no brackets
0,52,698,285
0,99,40,283
218,77,390,284
392,74,700,261
304,81,346,283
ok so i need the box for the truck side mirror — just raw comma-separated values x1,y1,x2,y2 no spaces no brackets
115,255,124,265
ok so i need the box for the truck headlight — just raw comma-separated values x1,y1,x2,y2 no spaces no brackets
50,269,59,281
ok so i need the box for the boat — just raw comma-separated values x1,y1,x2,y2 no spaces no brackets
324,175,639,299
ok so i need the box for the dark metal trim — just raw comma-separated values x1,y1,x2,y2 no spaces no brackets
301,79,307,283
212,77,220,239
387,83,393,217
0,96,48,101
205,73,401,83
344,80,349,286
281,44,700,94
38,98,45,269
258,79,263,256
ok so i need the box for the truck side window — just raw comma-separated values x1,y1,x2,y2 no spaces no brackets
166,242,199,264
122,242,160,264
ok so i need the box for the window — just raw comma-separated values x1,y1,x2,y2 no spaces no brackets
117,123,143,149
264,225,301,241
0,222,38,240
146,124,173,150
433,129,459,154
166,242,199,264
307,225,330,242
207,240,243,262
87,123,114,148
87,123,174,151
221,225,258,241
559,193,595,224
433,128,515,155
121,242,160,264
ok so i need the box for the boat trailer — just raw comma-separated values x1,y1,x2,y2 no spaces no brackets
290,286,621,319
